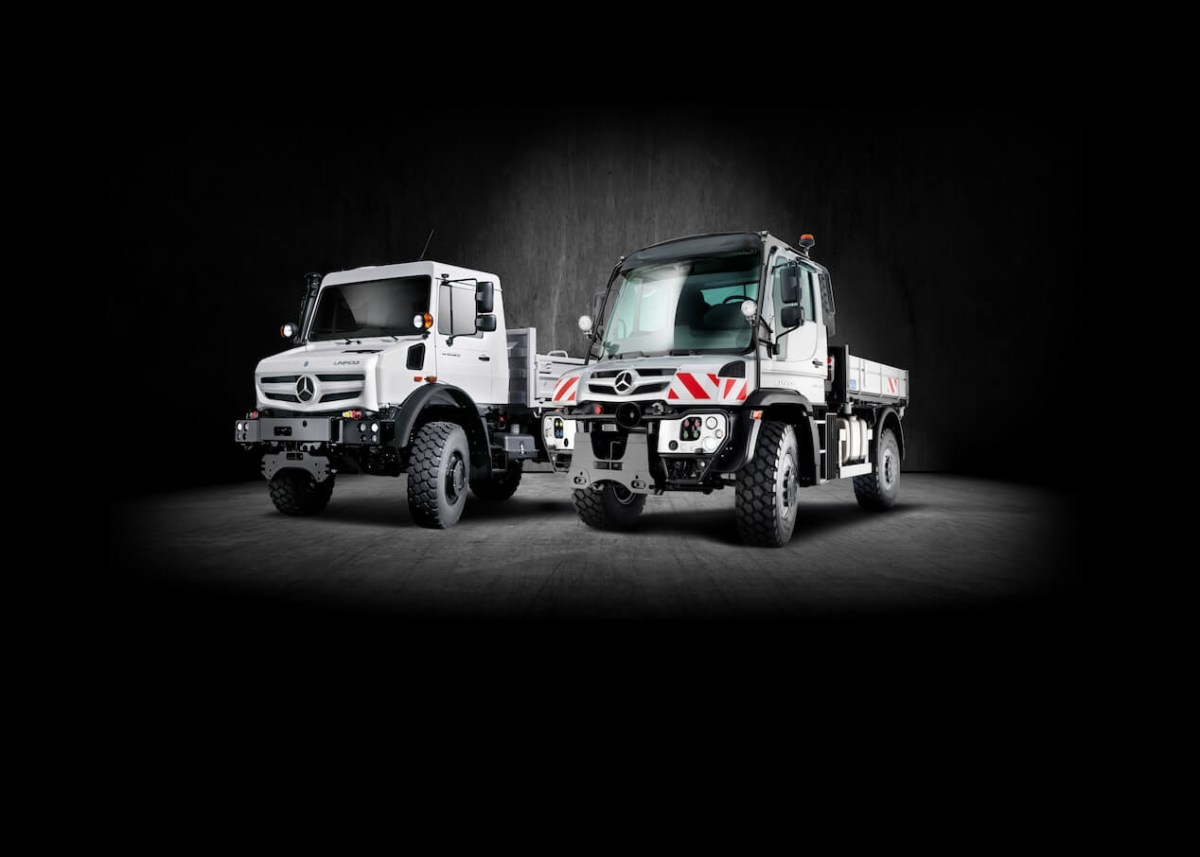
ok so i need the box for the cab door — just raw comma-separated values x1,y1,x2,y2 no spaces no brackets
759,253,827,404
436,280,494,403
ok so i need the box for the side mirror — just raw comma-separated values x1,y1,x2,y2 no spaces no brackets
476,314,497,332
781,305,805,328
476,281,495,314
280,322,298,339
780,265,801,305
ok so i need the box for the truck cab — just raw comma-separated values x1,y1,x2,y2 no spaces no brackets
234,261,580,527
543,232,909,547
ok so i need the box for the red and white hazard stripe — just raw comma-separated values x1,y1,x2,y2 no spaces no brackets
886,376,897,394
553,375,580,403
668,370,747,403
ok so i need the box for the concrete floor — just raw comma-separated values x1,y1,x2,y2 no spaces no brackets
111,472,1075,620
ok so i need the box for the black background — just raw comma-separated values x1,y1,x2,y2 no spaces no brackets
108,103,1074,495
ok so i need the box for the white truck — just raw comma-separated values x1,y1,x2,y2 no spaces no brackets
233,261,580,527
542,232,909,547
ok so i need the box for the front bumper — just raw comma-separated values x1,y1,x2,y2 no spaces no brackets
233,416,389,447
547,408,734,494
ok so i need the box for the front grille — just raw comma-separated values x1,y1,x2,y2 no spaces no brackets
261,370,365,408
588,381,669,395
591,368,676,379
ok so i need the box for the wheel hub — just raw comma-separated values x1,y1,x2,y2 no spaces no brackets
781,458,797,510
883,449,895,489
447,453,466,500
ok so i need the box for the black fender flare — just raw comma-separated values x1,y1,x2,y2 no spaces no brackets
742,389,819,484
874,406,905,461
392,383,491,478
743,389,813,414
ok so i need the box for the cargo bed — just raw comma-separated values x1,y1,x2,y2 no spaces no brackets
846,352,908,405
507,328,584,408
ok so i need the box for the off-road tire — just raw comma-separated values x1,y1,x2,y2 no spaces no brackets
269,470,334,516
408,421,471,528
573,481,646,530
469,460,523,502
735,420,800,547
854,427,900,511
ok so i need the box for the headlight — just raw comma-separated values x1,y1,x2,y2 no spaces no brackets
371,422,380,433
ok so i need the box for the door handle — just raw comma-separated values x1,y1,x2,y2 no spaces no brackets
812,359,824,367
479,356,490,362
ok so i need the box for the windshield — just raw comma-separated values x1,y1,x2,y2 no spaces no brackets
308,276,430,341
599,254,760,359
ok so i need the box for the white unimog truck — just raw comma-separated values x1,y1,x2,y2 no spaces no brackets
542,232,909,547
233,261,580,527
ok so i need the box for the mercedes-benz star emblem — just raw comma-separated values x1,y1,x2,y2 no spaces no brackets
614,370,635,394
296,375,315,402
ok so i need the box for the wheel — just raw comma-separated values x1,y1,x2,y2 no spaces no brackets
268,470,334,516
470,460,523,502
408,421,471,528
735,420,800,547
854,427,900,510
573,481,646,530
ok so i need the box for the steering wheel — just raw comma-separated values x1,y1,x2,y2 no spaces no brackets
722,295,748,304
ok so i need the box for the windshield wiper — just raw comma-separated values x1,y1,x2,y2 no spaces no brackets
613,351,646,360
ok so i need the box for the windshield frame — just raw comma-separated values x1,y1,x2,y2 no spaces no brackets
595,252,764,361
305,275,432,342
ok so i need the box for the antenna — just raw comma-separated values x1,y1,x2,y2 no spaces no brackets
418,228,435,261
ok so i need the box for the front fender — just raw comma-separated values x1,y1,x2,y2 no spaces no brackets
393,383,490,477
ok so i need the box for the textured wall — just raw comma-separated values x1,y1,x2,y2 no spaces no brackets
107,106,1073,492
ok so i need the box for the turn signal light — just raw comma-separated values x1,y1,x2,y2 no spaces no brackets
342,409,364,419
425,375,437,383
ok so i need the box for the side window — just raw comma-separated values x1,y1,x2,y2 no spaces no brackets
800,269,817,325
770,255,793,360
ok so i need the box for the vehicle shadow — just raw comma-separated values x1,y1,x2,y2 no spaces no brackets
316,493,577,528
633,501,931,546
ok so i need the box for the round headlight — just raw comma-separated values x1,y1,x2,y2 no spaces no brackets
358,422,367,431
578,315,593,333
702,436,718,453
237,422,244,431
740,300,757,319
413,314,424,330
371,422,380,433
